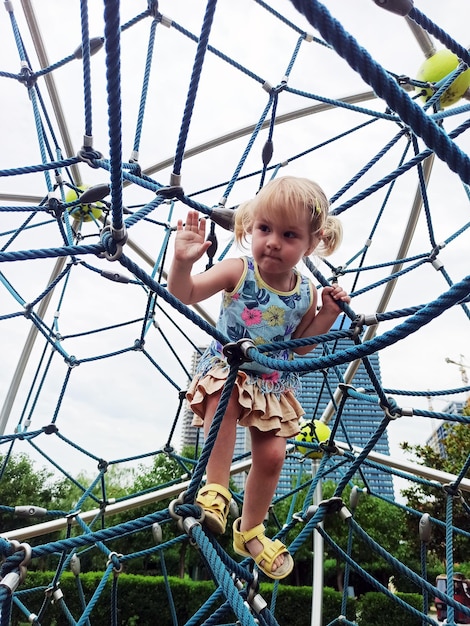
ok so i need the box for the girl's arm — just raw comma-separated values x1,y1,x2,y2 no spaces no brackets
292,284,350,355
167,210,243,305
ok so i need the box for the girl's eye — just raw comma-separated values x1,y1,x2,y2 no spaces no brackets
284,231,296,238
258,224,269,232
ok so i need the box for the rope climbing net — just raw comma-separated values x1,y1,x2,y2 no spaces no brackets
0,0,469,624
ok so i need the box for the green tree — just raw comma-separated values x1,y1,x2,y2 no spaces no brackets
400,399,470,564
271,480,409,590
321,482,408,591
0,453,69,534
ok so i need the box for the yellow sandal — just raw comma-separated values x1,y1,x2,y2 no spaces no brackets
232,517,294,580
196,483,232,534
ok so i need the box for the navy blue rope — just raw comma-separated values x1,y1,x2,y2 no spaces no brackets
409,8,470,67
173,0,218,178
104,0,125,234
79,0,93,138
289,0,470,184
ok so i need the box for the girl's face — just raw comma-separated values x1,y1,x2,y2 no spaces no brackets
251,208,316,282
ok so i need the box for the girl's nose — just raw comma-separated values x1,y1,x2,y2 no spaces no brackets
267,233,281,248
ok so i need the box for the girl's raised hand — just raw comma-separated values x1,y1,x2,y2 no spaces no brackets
174,210,211,264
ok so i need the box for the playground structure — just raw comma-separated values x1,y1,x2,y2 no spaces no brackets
0,1,470,624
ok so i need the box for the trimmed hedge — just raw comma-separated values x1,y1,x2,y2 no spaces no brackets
11,572,355,626
358,591,424,626
11,572,425,626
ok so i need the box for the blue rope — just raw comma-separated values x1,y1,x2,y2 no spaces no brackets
289,0,470,184
173,0,218,178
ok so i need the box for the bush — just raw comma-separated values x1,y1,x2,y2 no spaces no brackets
357,591,423,626
11,573,356,626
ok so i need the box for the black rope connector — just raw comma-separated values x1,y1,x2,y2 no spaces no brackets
396,74,411,86
42,424,58,435
78,183,110,205
443,483,462,499
73,37,104,59
97,459,108,472
338,383,356,397
19,64,37,89
99,225,128,262
262,139,273,167
210,206,235,232
332,266,346,280
107,551,124,574
47,196,64,220
77,147,103,168
169,490,205,533
133,338,145,351
157,186,183,200
372,0,413,16
205,230,218,261
303,497,352,522
223,338,255,366
272,80,287,94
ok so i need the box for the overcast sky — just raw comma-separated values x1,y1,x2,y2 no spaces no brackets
0,0,469,490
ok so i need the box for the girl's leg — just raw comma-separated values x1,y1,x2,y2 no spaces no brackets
240,428,287,571
202,391,241,488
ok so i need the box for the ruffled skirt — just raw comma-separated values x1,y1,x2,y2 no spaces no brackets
186,365,304,438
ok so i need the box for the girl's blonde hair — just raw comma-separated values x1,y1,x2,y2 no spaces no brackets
233,176,342,257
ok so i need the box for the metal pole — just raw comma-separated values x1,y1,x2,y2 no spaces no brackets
20,0,82,183
320,154,435,425
405,15,436,58
141,92,377,180
4,442,469,541
311,459,324,626
3,455,253,542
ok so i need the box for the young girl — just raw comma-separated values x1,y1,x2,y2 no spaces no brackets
168,176,350,579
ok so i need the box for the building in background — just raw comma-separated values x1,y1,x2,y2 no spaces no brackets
277,339,395,499
425,400,466,458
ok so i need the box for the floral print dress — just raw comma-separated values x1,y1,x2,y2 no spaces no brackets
186,256,314,437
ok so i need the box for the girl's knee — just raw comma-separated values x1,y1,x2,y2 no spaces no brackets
256,442,286,473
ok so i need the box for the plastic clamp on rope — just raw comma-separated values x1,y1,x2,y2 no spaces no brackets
304,497,352,523
419,513,432,543
0,540,32,591
107,551,124,574
99,225,128,261
380,397,402,420
19,62,36,89
443,483,462,499
372,0,413,16
350,314,365,339
77,135,103,168
332,266,346,281
210,205,235,231
73,37,103,59
157,185,183,200
246,570,268,614
77,147,103,168
169,490,205,533
223,338,255,367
